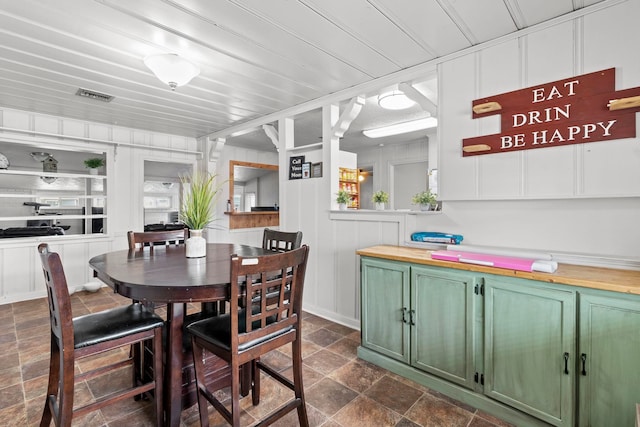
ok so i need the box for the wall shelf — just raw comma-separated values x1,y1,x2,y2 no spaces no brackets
0,141,108,237
339,167,360,209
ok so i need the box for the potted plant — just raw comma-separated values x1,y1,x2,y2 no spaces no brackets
336,189,351,210
84,157,105,175
372,190,389,210
412,189,437,211
179,171,223,257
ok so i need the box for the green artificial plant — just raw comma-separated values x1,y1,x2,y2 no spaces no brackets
336,190,351,204
411,189,437,207
83,157,105,169
179,171,223,230
372,190,389,203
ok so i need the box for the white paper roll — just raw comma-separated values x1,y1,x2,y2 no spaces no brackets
532,260,558,273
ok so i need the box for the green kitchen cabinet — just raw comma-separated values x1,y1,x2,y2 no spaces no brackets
411,265,478,389
578,292,640,427
358,248,640,426
483,276,576,426
360,257,410,363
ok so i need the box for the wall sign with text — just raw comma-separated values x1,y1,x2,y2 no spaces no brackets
462,68,640,156
289,155,304,179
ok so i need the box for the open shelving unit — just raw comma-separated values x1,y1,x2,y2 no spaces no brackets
0,144,108,237
339,167,360,209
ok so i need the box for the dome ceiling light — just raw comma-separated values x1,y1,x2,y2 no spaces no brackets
143,54,200,90
377,90,416,110
363,117,438,138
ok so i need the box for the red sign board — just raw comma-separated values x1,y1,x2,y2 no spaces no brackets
462,68,640,156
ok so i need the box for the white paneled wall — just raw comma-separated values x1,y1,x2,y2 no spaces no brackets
420,0,640,263
0,107,200,303
285,0,640,329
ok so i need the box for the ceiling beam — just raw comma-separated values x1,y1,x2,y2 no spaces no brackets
207,137,226,168
332,96,365,138
399,82,437,116
262,124,279,151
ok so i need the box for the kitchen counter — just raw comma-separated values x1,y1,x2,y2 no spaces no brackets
357,245,640,295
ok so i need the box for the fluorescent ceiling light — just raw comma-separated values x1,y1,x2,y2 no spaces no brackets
378,90,415,110
144,54,200,90
363,117,438,138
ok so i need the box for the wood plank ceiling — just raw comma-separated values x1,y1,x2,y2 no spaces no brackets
0,0,606,151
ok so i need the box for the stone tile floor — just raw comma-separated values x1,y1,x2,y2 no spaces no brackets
0,288,513,427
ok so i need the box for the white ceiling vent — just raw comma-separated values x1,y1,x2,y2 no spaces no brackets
75,88,114,102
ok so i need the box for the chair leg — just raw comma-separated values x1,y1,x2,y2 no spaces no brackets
292,340,309,427
152,328,164,427
132,341,143,400
192,338,211,427
251,358,260,406
40,338,59,427
58,349,76,426
230,359,241,427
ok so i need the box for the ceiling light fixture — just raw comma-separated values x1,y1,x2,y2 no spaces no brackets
40,176,57,184
30,152,51,162
143,54,200,90
378,90,416,110
363,117,438,138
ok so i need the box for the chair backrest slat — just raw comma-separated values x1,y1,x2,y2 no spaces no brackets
262,228,302,253
127,229,188,250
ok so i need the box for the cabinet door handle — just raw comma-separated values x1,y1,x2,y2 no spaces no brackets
401,307,408,324
581,353,587,376
409,309,416,326
563,352,570,375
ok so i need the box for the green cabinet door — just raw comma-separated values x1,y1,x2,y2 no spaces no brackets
483,277,575,427
360,257,410,363
578,293,640,427
411,265,477,389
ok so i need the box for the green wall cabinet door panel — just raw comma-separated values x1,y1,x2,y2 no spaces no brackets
361,257,410,363
411,265,477,389
483,277,576,427
578,293,640,427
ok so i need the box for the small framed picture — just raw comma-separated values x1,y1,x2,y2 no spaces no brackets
311,162,323,178
302,162,311,179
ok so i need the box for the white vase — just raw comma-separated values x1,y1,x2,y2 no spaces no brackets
338,203,347,210
420,204,432,211
375,202,385,210
89,168,98,175
186,229,207,258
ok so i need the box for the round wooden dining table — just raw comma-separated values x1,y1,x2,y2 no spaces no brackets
89,243,272,427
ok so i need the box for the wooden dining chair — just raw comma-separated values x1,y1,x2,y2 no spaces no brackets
262,228,302,253
127,228,188,250
187,245,310,427
128,228,194,394
127,228,189,310
37,243,164,427
254,228,303,307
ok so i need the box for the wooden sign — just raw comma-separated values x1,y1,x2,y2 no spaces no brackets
462,68,640,156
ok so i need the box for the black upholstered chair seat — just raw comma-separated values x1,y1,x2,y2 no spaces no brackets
73,303,164,349
187,308,284,352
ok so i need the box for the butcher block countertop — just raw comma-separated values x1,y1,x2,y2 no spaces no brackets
357,245,640,296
